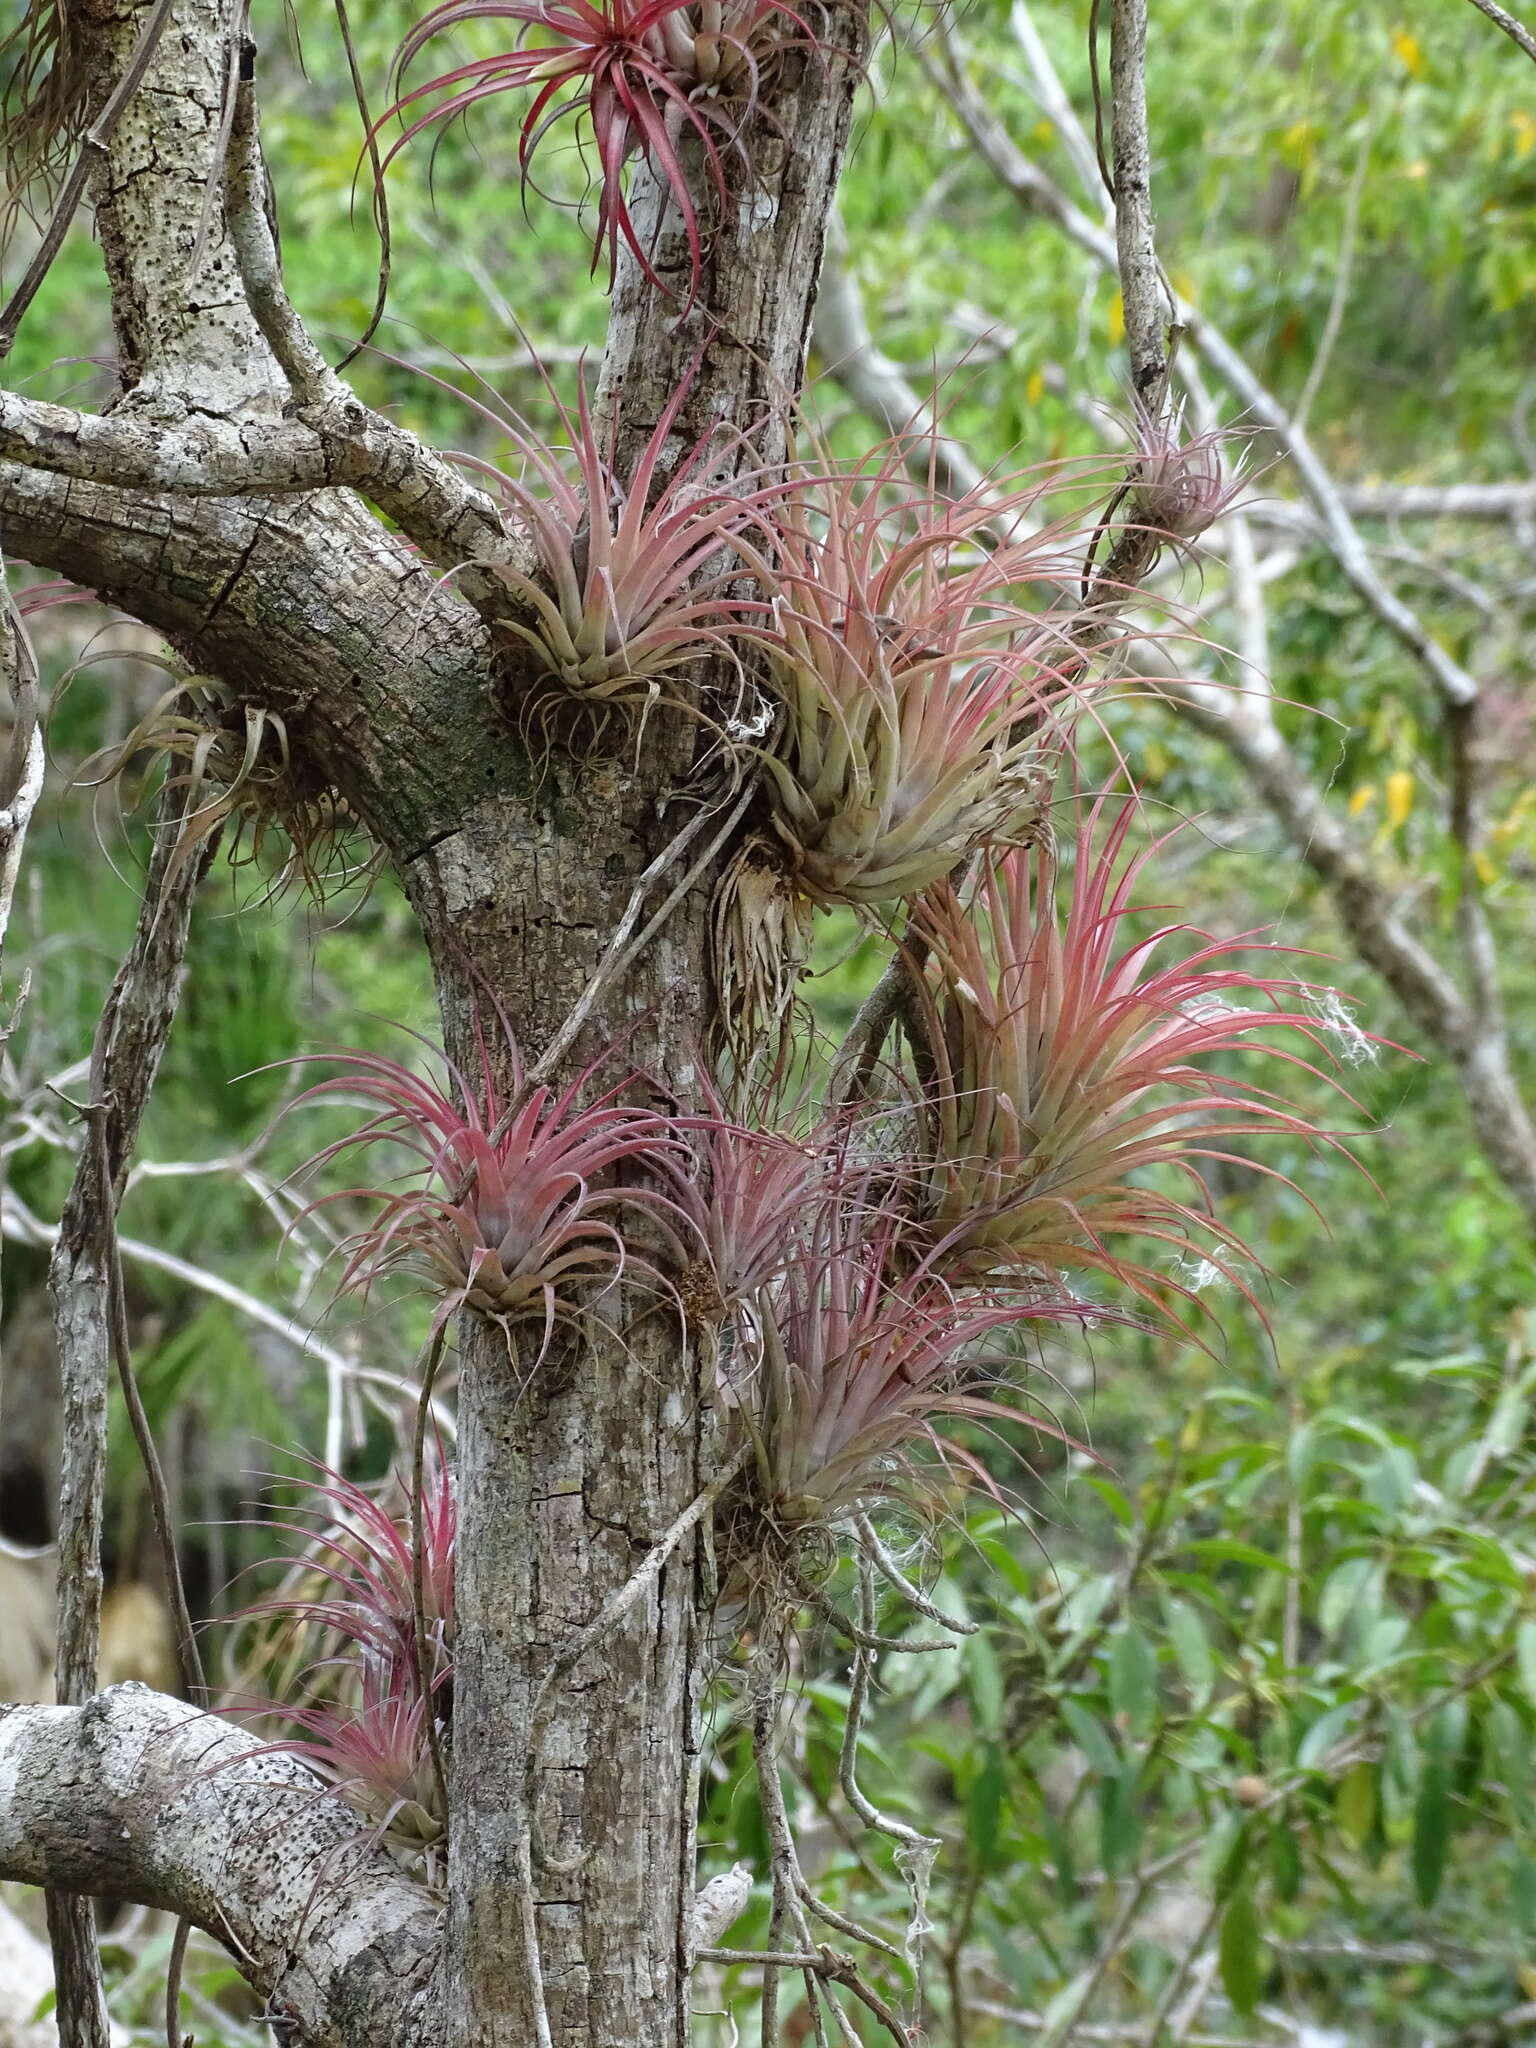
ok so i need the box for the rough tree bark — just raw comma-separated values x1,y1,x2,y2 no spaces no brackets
0,0,870,2040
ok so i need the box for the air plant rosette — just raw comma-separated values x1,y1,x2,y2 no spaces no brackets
710,449,1130,1053
1122,396,1249,548
215,1457,457,1885
908,795,1372,1327
698,1145,1098,1609
72,676,368,901
385,0,815,300
728,465,1099,910
463,362,772,752
283,1010,689,1351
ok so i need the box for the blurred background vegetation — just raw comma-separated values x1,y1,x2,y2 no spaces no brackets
4,0,1536,2041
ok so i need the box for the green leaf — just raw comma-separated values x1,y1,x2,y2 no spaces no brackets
1166,1600,1216,1701
1218,1884,1264,2015
1082,1476,1134,1526
1108,1627,1158,1735
1058,1698,1120,1776
967,1740,1007,1872
1286,1418,1318,1490
1336,1760,1377,1846
1212,1816,1252,1904
1412,1758,1452,1907
965,1633,1004,1738
1184,1538,1288,1575
1098,1766,1142,1875
1269,1822,1303,1904
1320,1555,1380,1640
1296,1701,1359,1771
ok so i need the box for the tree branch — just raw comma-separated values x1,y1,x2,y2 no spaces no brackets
1106,0,1170,416
810,214,990,500
0,387,520,582
925,25,1483,712
0,1687,442,2048
46,769,220,2040
1463,0,1536,66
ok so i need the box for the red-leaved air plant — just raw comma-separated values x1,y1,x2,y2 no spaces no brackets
721,1169,1093,1531
910,797,1366,1320
386,0,808,298
1123,396,1247,546
728,455,1114,909
464,365,763,715
668,1082,834,1320
286,1016,686,1346
220,1458,456,1881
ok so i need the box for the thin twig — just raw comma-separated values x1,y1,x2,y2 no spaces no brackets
46,772,218,2047
0,560,43,969
331,0,393,369
410,1324,451,1829
854,1513,978,1635
0,0,178,357
798,1568,949,1653
925,22,1484,713
165,1916,192,2048
104,1212,205,1701
1106,0,1171,417
1293,106,1376,433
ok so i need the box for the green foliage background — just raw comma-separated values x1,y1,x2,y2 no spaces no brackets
6,0,1536,2039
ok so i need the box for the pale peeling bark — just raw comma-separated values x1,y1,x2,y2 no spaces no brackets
0,1688,441,2047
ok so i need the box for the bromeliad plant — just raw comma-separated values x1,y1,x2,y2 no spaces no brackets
286,1012,687,1346
220,1458,457,1882
727,459,1102,911
716,1169,1092,1552
465,364,763,732
72,676,368,901
386,0,811,297
909,796,1363,1320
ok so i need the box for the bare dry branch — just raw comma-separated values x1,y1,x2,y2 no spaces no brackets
1463,0,1536,65
925,27,1483,712
1105,0,1171,417
45,766,222,2040
0,1687,442,2048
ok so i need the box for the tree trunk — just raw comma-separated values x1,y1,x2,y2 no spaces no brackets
409,25,870,2032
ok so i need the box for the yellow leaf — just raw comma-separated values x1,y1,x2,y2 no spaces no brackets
1512,111,1536,160
1026,368,1046,406
1108,290,1125,346
1385,770,1415,831
1475,849,1498,886
1391,26,1426,76
1032,118,1056,147
1172,269,1198,306
1519,1963,1536,2002
1348,784,1376,817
